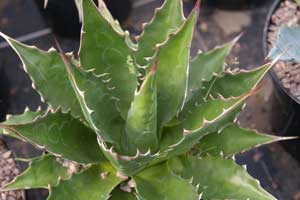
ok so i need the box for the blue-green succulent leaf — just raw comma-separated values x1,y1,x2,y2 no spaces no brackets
0,33,83,119
1,155,69,191
48,163,122,200
1,110,106,164
134,162,198,200
169,156,276,200
79,0,137,118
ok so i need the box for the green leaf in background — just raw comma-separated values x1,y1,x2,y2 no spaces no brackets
0,33,83,119
156,5,199,131
135,0,185,67
268,25,300,63
125,63,158,155
48,163,122,200
134,163,198,200
169,156,276,200
198,124,284,157
1,155,68,191
3,110,106,164
79,0,137,118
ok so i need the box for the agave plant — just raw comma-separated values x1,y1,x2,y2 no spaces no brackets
0,0,288,199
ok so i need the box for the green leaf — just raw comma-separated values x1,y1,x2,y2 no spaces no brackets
0,109,43,138
125,63,158,155
156,5,199,131
268,25,300,63
48,163,122,200
198,124,283,157
3,110,106,164
135,0,185,67
183,96,247,132
60,53,124,147
205,63,272,98
187,37,238,101
99,141,159,176
109,187,137,200
169,156,276,200
134,163,198,200
0,33,83,119
79,0,137,118
179,38,238,120
159,95,246,159
1,155,68,191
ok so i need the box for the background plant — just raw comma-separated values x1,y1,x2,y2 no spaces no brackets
0,0,288,199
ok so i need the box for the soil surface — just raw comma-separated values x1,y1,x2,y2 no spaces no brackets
0,139,24,200
267,0,300,101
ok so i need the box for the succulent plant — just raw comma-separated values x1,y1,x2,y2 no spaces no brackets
0,0,289,199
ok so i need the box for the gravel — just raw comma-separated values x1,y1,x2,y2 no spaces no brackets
267,0,300,100
0,139,24,200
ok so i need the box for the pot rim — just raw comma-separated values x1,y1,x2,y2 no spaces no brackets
263,0,300,105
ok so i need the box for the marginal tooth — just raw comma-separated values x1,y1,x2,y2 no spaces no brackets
36,106,42,111
198,192,203,200
197,49,203,54
100,171,109,180
40,95,45,103
6,114,12,120
220,151,224,157
189,176,194,184
102,78,112,83
141,22,147,29
31,82,36,90
116,172,128,181
128,179,136,188
24,106,30,112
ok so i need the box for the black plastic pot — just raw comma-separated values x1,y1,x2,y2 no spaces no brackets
34,0,132,38
202,0,266,10
0,64,9,121
263,0,300,162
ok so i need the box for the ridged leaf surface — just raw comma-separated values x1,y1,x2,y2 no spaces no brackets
3,110,105,164
79,0,137,118
1,155,68,191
